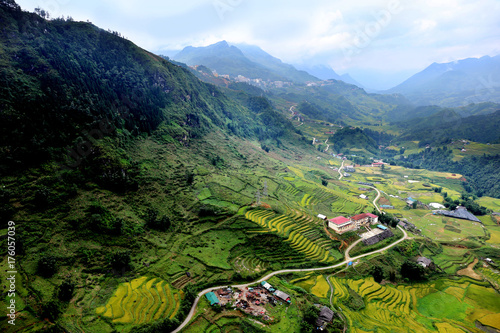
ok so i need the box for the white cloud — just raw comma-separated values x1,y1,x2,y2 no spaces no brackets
414,19,437,33
14,0,500,78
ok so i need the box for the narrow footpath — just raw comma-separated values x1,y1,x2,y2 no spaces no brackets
338,160,345,180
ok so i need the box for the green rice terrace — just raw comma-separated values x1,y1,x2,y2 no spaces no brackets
292,273,500,333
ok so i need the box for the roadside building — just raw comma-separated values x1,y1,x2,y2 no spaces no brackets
417,257,432,268
406,197,417,206
273,290,291,303
328,216,354,234
206,292,220,305
316,306,335,330
351,213,379,227
261,281,275,292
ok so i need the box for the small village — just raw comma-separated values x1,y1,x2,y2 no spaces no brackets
205,280,336,330
204,281,291,321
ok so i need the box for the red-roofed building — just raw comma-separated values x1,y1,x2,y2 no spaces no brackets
351,213,379,227
328,216,354,234
372,162,385,167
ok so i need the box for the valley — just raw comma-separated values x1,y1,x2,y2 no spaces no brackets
1,2,500,333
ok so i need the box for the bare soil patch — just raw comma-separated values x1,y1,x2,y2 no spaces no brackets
457,258,481,280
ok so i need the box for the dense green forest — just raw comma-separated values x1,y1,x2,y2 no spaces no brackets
396,110,500,145
0,2,297,174
330,127,379,154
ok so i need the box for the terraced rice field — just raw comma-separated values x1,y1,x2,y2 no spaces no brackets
244,209,337,262
325,275,499,332
310,275,330,298
478,267,500,289
433,247,475,274
96,276,183,324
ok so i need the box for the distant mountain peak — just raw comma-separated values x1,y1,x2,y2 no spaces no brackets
174,41,319,83
387,55,500,107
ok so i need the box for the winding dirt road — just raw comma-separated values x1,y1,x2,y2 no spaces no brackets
172,167,406,332
171,225,409,332
338,159,345,180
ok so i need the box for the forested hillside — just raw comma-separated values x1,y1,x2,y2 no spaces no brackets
397,110,500,145
398,147,500,198
0,3,296,174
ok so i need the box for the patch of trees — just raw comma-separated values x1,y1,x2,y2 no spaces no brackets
398,147,500,198
330,127,378,155
37,255,58,277
145,208,171,231
297,101,339,123
442,196,490,215
372,210,399,228
363,128,395,146
396,240,420,257
400,260,426,281
109,250,131,271
346,286,365,310
85,202,124,235
300,305,320,332
371,266,385,283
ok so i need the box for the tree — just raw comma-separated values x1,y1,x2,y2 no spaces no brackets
1,0,20,10
110,251,131,271
322,179,329,187
412,201,417,209
57,280,75,302
37,255,57,277
301,305,319,332
400,260,425,281
371,266,384,283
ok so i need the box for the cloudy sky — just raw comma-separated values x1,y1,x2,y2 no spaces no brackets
16,0,500,89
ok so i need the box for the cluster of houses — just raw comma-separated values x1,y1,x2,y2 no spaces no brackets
261,281,291,303
204,281,293,319
327,213,379,234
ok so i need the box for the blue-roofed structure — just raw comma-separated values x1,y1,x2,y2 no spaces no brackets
206,292,219,305
377,224,387,230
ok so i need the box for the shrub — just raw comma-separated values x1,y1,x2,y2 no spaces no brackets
57,280,75,302
37,255,57,277
109,251,131,271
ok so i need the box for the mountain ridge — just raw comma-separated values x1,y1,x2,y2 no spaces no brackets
174,41,319,83
386,55,500,107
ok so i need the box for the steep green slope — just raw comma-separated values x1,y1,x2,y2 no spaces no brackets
0,4,326,332
0,6,299,174
398,110,500,145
